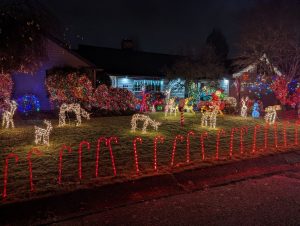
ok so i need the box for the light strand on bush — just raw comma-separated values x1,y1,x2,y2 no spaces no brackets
133,137,142,174
27,148,42,192
171,135,184,166
229,128,239,157
186,131,195,163
3,153,18,199
58,145,72,184
107,137,118,176
216,129,225,160
95,137,108,177
240,127,248,154
252,125,260,153
78,141,90,180
153,136,164,171
200,132,208,160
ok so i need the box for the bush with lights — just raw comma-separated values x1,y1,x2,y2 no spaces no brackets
0,73,13,110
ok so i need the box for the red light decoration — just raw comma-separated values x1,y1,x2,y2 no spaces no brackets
229,128,239,158
27,148,42,192
58,145,72,184
252,125,260,153
239,127,248,154
180,111,184,127
295,121,299,146
3,153,19,199
133,137,142,174
78,141,90,180
95,137,108,177
274,123,278,148
215,129,225,160
153,136,164,171
186,131,195,163
264,124,269,150
282,122,289,148
107,137,118,176
200,132,208,160
171,135,185,166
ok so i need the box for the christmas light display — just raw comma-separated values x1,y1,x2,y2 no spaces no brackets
153,136,164,171
131,114,161,133
59,103,90,127
17,94,40,114
240,127,248,154
201,105,219,129
133,137,142,174
252,102,260,118
183,97,195,114
34,120,53,146
229,128,239,157
178,98,185,127
2,100,17,129
240,96,249,118
264,105,281,124
58,145,72,184
3,153,18,199
224,97,237,108
264,124,269,150
200,132,208,160
283,122,289,148
215,129,225,160
171,135,184,166
107,137,118,176
252,125,260,153
140,86,150,113
78,141,90,180
295,122,299,146
186,131,195,163
165,98,178,117
27,148,42,192
95,137,108,177
0,73,13,109
274,123,278,148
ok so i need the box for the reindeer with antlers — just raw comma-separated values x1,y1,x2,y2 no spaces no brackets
34,120,53,146
2,100,17,129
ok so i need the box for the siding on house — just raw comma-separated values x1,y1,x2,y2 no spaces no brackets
12,38,94,111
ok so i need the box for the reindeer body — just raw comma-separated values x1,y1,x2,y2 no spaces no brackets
264,105,281,124
240,97,249,118
131,114,161,133
183,97,195,114
165,98,178,117
2,100,17,129
34,120,53,146
201,106,219,129
59,103,90,126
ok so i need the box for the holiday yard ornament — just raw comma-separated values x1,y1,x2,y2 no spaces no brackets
2,100,17,129
59,103,90,127
165,98,178,117
252,102,260,118
201,105,220,129
240,96,249,118
34,120,53,146
183,97,195,114
264,105,281,125
224,96,237,108
131,114,161,133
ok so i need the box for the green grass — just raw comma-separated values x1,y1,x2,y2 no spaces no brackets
0,112,298,203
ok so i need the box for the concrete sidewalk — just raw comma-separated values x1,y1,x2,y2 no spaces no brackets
1,149,300,225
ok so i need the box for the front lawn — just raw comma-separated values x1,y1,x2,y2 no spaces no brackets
0,112,298,203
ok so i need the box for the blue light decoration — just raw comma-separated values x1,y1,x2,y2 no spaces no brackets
17,94,40,114
252,102,260,118
247,74,273,99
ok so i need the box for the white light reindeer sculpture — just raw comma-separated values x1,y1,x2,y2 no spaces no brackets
165,98,178,117
240,96,249,118
2,100,17,129
34,120,53,146
264,105,281,124
131,114,161,133
59,103,90,127
201,105,220,129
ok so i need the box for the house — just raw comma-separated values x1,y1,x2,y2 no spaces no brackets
12,35,96,111
76,40,231,98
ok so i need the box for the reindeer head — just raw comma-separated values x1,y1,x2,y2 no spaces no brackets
152,120,161,131
44,120,53,131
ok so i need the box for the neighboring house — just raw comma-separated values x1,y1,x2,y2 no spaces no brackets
76,41,230,98
12,35,95,111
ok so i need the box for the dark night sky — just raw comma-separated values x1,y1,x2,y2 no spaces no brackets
43,0,255,55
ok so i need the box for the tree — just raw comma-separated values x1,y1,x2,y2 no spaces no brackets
237,0,300,81
0,0,58,73
206,29,229,62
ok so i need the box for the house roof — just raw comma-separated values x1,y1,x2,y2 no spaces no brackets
76,44,184,77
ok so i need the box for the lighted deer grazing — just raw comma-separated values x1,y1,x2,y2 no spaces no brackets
2,100,17,129
34,120,53,146
131,114,161,133
59,103,90,126
201,105,220,129
264,105,281,124
240,96,249,118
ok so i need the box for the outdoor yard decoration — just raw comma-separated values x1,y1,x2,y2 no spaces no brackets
78,141,90,180
170,135,185,166
58,145,72,184
17,94,40,114
264,124,269,149
131,114,161,133
201,105,220,129
27,148,42,192
252,101,260,118
274,123,278,148
0,72,13,109
215,129,226,160
240,96,249,118
224,96,237,108
264,105,281,124
3,153,19,199
239,127,248,154
229,128,239,157
164,97,178,117
283,122,289,148
139,86,150,113
153,136,164,171
178,98,185,126
34,120,53,146
133,137,142,174
200,132,208,160
2,100,17,129
59,103,90,127
186,131,195,163
252,125,260,153
183,97,195,114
